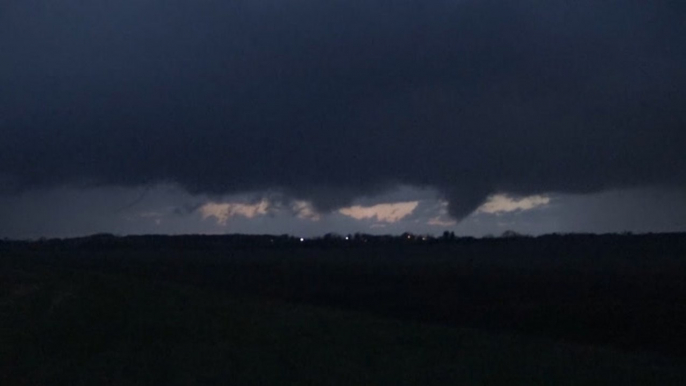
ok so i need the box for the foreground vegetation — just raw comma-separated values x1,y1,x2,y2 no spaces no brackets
2,265,685,385
2,233,686,384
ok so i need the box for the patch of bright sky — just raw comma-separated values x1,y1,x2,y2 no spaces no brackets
427,217,457,227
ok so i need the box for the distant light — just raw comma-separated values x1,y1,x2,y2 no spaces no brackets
300,238,304,242
345,236,349,240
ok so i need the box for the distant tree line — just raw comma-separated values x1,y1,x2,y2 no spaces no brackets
1,231,685,253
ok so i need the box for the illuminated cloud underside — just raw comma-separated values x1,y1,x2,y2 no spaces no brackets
477,194,551,215
198,194,550,229
424,201,457,227
200,200,269,225
338,201,419,223
291,201,321,221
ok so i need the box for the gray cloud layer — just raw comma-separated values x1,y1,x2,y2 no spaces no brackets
2,1,685,219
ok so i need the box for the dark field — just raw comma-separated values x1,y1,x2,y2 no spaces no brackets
2,233,686,384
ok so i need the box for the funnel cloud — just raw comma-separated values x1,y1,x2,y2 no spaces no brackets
1,0,685,226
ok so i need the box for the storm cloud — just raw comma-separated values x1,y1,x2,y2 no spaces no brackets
2,0,685,220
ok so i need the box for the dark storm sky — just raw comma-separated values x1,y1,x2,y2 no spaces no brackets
1,1,685,237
